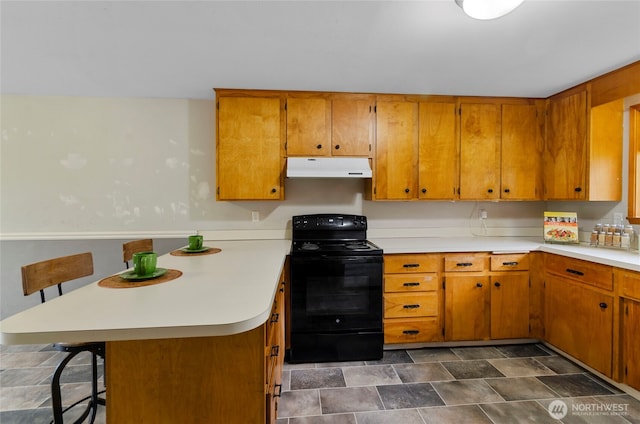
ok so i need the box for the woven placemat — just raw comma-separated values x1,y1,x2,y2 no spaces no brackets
170,247,222,257
98,269,183,289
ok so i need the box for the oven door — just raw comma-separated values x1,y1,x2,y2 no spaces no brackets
290,254,383,333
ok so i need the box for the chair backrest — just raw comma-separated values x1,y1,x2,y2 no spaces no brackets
21,252,94,303
123,239,154,268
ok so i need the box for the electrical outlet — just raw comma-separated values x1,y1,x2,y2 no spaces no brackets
480,209,488,220
251,211,259,222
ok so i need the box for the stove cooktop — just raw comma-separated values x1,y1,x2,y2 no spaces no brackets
291,240,382,256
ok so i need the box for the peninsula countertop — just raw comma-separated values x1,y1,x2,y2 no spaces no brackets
0,239,291,345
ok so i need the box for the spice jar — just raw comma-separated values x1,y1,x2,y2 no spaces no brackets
622,233,631,249
605,231,614,247
590,230,599,247
598,231,607,246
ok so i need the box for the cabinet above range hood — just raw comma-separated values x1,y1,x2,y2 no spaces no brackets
286,157,372,178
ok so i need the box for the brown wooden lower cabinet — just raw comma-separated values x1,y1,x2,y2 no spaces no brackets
618,268,640,390
545,255,614,378
106,278,286,424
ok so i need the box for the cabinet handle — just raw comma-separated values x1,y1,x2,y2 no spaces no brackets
504,188,510,193
502,261,519,266
403,330,420,335
476,282,483,288
316,144,322,149
456,262,473,267
403,304,420,309
494,282,501,287
566,268,584,276
574,187,582,192
599,302,608,309
405,188,410,193
334,145,340,150
487,188,494,193
270,313,280,324
403,282,421,287
274,384,283,398
421,188,427,194
403,263,420,268
270,345,280,357
271,188,277,193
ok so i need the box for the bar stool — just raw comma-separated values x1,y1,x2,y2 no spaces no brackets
122,238,153,269
21,252,105,424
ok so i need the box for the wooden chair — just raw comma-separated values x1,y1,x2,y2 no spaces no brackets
21,252,105,424
122,238,153,269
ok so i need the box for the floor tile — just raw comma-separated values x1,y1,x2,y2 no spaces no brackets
592,394,640,424
495,343,553,358
342,365,400,387
319,386,383,414
0,352,57,370
316,361,365,368
377,382,445,409
431,379,504,405
0,408,54,424
488,357,555,377
407,347,460,363
441,359,505,379
485,376,559,401
0,367,53,387
364,350,413,365
278,389,321,418
355,408,425,424
289,413,356,424
480,400,558,424
536,374,616,397
418,404,494,424
450,346,505,360
536,355,585,374
393,362,454,383
0,386,51,411
290,368,345,390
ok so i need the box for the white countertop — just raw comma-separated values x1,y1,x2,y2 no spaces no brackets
0,239,291,345
371,236,640,272
2,236,638,346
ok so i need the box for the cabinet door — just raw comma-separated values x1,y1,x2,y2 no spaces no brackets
332,97,374,156
445,275,490,341
286,96,331,156
545,274,613,376
501,104,543,200
544,89,587,200
459,103,501,200
418,102,458,200
622,300,640,390
375,101,419,200
490,274,529,339
217,96,284,200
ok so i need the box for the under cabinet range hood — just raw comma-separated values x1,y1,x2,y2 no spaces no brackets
286,157,372,178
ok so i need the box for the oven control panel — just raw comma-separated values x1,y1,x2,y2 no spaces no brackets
292,214,367,231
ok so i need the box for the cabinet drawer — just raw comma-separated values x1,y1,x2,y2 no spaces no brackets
384,293,438,318
385,273,438,293
384,254,440,274
490,253,529,271
545,254,613,291
384,317,441,344
444,254,487,272
619,269,640,301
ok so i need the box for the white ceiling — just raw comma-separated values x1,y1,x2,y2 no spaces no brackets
1,0,639,100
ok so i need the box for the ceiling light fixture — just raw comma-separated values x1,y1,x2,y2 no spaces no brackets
455,0,525,20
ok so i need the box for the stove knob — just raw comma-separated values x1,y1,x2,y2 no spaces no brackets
335,318,341,324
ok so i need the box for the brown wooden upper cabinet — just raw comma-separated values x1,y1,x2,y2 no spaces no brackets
459,103,501,200
544,85,623,201
286,93,373,157
373,98,419,200
216,91,285,200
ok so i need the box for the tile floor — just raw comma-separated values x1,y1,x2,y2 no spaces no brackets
1,343,639,423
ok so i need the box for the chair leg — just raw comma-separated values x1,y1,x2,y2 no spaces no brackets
51,351,80,424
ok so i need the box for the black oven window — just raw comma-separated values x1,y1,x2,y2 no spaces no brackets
305,275,370,316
